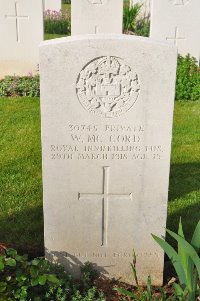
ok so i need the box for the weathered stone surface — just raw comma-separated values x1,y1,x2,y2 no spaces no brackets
40,34,177,285
71,0,123,35
150,0,200,62
44,0,61,12
0,0,43,78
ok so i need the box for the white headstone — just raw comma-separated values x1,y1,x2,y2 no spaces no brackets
0,0,43,78
44,0,61,12
40,34,177,285
71,0,123,35
130,0,152,17
150,0,200,62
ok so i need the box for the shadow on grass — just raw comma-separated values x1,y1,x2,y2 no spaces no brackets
0,205,44,258
167,201,200,241
167,162,200,249
169,162,200,201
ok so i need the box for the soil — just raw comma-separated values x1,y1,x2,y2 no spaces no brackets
0,243,8,255
94,278,175,301
94,259,177,301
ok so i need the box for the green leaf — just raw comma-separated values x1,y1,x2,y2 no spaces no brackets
152,234,186,286
167,229,200,279
6,249,17,258
5,258,16,267
186,258,195,293
173,283,184,300
178,218,185,238
0,282,7,293
114,287,139,300
178,219,189,284
178,220,199,293
31,259,40,266
16,274,27,282
47,274,60,284
191,220,200,251
0,259,4,271
15,255,23,262
22,254,28,261
38,274,47,286
31,278,39,287
30,266,39,278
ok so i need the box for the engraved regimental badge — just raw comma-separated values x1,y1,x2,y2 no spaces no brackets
76,56,140,118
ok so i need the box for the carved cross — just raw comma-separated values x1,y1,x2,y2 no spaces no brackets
166,27,185,47
79,166,133,246
95,26,99,34
5,2,29,42
87,0,105,33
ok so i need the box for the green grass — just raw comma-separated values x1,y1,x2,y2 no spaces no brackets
124,0,130,7
62,3,71,13
44,33,67,40
0,98,43,256
167,101,200,242
0,98,199,255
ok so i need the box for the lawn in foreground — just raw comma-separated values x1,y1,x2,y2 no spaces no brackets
0,97,199,255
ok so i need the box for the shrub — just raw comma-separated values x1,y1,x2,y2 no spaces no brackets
1,55,199,102
176,54,200,101
44,9,71,35
134,16,150,37
0,75,40,97
123,3,150,37
0,248,105,301
123,4,142,33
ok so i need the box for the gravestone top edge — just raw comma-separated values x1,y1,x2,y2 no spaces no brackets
40,34,178,51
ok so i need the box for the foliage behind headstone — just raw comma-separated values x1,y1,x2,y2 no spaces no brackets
176,55,200,101
44,10,71,35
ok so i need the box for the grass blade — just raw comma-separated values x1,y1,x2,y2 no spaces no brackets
178,219,189,285
146,275,152,301
131,263,138,287
114,287,139,300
